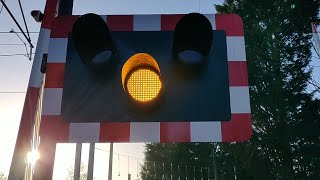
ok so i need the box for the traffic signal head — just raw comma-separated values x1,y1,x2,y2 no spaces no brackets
43,13,252,142
60,12,231,123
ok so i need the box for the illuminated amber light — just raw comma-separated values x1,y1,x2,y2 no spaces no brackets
122,53,162,103
127,69,162,102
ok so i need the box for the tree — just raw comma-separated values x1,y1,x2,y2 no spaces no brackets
65,163,95,180
215,0,320,179
141,1,320,179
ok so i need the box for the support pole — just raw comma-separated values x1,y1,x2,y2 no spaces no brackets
108,143,114,180
212,143,218,180
74,143,82,180
171,163,173,180
185,165,188,180
58,0,74,15
8,0,68,179
87,143,95,180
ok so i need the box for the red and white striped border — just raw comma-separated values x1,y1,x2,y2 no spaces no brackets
41,14,252,143
9,0,59,179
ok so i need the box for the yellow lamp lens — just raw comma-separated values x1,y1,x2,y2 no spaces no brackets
126,69,162,102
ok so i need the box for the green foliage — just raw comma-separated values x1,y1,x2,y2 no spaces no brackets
141,1,320,180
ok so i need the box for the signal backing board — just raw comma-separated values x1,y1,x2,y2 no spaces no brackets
41,14,251,142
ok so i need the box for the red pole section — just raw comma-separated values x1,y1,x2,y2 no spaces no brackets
8,0,58,179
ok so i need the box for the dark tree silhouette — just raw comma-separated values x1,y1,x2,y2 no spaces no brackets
140,1,320,180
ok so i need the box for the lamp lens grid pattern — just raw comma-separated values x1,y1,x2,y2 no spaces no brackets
127,69,162,102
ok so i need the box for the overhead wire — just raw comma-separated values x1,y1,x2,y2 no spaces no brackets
9,30,30,58
0,30,35,59
0,53,34,57
17,0,30,39
0,92,26,94
95,147,144,161
0,53,28,57
311,22,320,58
0,31,39,33
0,0,33,48
311,37,320,58
0,32,37,59
0,31,38,60
309,80,320,93
0,43,36,46
0,0,4,14
16,0,33,60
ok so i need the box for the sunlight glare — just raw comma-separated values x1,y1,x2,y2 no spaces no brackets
27,150,40,166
